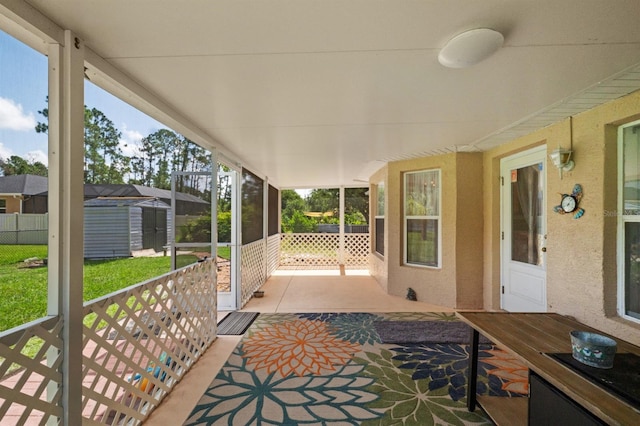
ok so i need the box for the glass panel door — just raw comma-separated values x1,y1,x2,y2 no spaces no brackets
501,146,547,312
511,164,544,266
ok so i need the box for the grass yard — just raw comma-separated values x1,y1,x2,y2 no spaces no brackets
0,245,215,332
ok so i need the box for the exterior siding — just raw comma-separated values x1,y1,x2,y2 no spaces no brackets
84,207,132,258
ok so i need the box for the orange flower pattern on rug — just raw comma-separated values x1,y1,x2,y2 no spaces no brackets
483,347,529,394
242,318,360,377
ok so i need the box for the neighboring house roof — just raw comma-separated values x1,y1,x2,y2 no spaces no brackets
0,176,209,205
0,174,48,196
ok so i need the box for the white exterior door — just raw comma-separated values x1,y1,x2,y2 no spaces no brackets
501,146,547,312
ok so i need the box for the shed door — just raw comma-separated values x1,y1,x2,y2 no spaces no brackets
142,208,167,252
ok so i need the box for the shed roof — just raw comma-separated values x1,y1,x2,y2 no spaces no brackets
83,184,208,204
84,197,171,209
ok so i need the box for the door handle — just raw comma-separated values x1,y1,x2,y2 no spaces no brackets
541,247,547,252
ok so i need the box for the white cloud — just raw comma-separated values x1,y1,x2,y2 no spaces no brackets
0,142,13,160
25,150,48,166
120,126,144,157
0,97,37,131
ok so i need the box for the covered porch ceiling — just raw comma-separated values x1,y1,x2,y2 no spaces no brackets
13,0,640,188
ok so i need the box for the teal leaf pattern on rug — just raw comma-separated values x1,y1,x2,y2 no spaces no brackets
187,313,525,425
354,349,491,425
299,312,385,345
184,347,383,425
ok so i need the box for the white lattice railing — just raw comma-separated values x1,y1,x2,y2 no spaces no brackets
279,233,370,268
280,233,339,267
266,234,280,277
82,259,217,424
0,316,64,425
344,234,370,267
241,240,266,307
0,259,217,425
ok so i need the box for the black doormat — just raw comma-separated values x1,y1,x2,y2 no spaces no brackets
374,320,492,345
217,311,260,335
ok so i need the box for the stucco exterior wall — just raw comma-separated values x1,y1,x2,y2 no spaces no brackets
482,89,640,345
455,153,484,308
375,152,484,308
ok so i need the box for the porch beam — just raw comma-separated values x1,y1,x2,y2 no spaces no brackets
0,0,64,52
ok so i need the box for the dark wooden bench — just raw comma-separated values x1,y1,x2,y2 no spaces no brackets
457,312,640,425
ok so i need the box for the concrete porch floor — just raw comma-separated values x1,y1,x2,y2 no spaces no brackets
144,268,453,425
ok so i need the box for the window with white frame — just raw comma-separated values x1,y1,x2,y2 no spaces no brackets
619,121,640,322
0,199,6,214
375,182,384,256
404,169,441,267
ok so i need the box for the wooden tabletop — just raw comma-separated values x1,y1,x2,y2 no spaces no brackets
456,311,640,425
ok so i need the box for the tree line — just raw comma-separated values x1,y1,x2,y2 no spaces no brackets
0,99,211,190
0,97,215,200
281,188,368,233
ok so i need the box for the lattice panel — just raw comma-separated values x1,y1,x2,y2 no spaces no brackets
266,234,280,277
0,316,63,426
279,233,340,267
241,240,266,307
345,234,371,268
81,259,217,425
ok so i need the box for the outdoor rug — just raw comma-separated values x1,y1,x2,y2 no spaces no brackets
185,312,528,425
216,311,259,335
373,320,492,345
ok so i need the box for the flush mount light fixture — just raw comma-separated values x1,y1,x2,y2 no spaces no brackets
438,28,504,68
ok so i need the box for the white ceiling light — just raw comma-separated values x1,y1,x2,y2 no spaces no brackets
438,28,504,68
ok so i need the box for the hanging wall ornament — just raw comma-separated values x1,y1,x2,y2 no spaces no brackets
553,183,584,219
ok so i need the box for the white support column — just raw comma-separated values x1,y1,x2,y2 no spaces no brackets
339,186,345,266
211,149,218,262
263,176,269,279
233,169,242,308
47,30,85,426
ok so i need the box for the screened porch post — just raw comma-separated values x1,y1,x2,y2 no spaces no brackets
339,186,345,266
263,174,269,279
47,30,85,425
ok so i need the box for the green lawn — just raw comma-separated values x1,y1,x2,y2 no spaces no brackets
218,245,231,260
0,245,225,332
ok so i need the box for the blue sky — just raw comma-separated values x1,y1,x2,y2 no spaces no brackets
0,29,167,168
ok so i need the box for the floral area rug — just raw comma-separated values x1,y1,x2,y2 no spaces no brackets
184,312,528,425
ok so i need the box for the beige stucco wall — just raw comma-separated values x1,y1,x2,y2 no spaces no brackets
455,153,484,308
482,89,640,345
371,152,484,308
